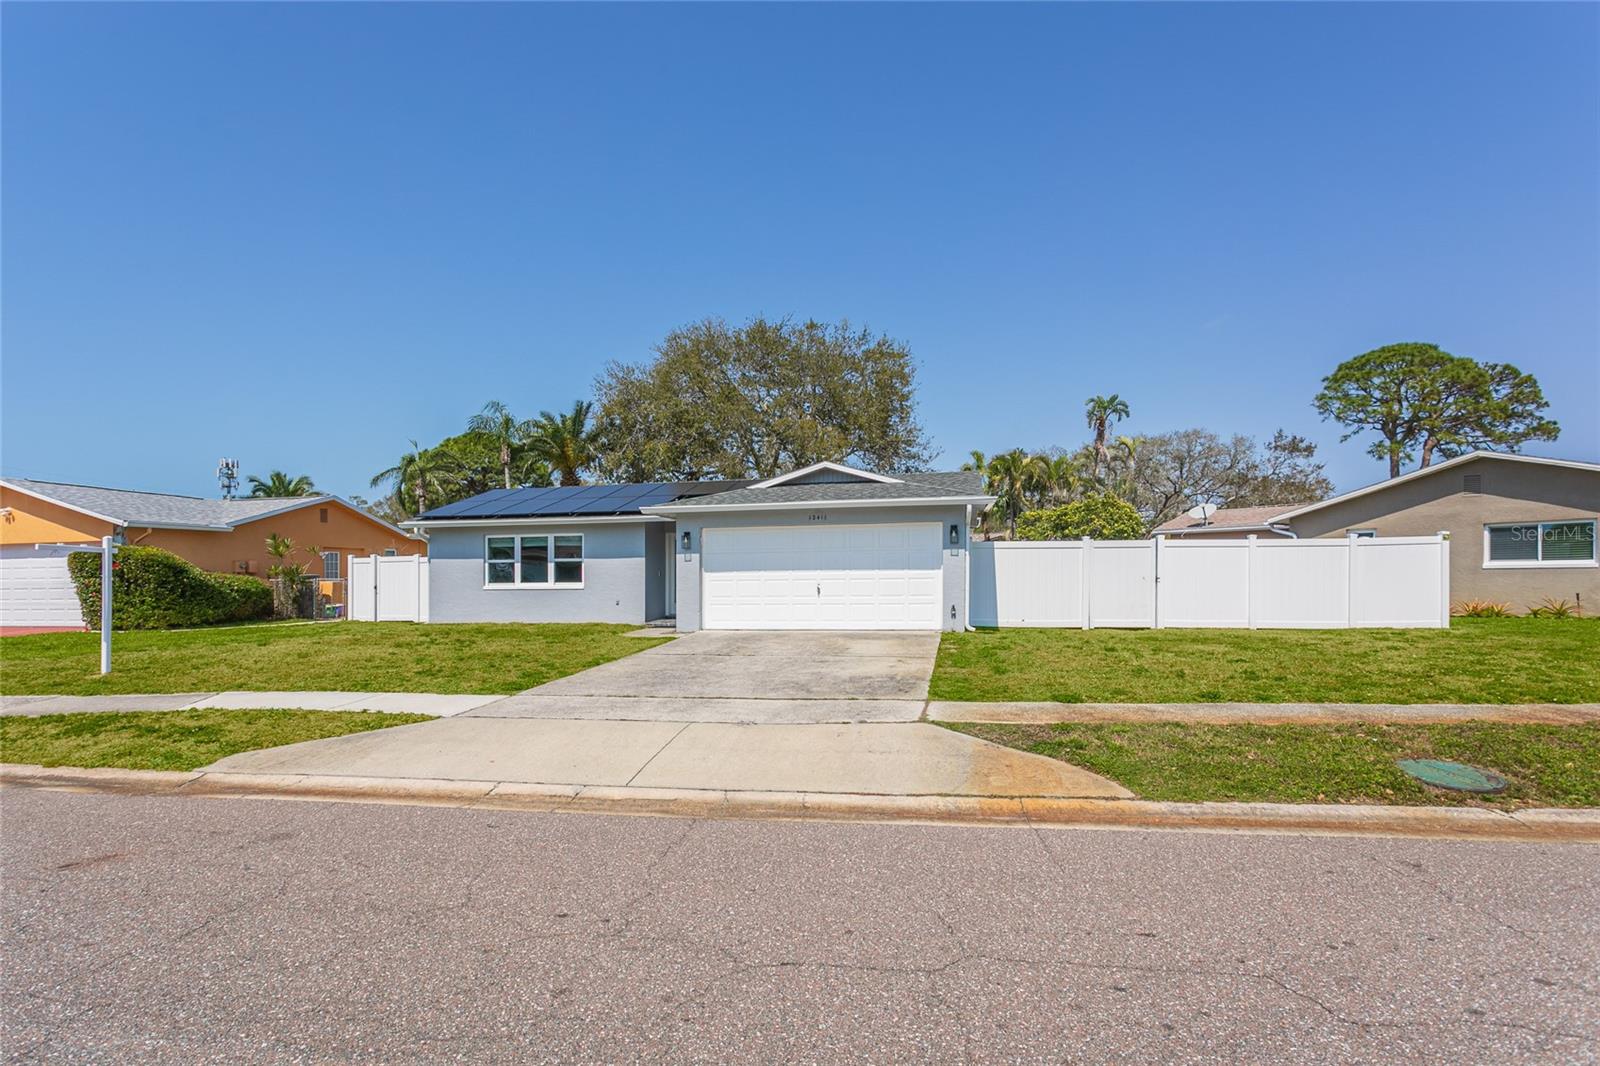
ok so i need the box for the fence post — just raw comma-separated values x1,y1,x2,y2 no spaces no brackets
1080,536,1092,630
1151,534,1164,629
1345,531,1359,628
1437,531,1451,628
1246,534,1257,630
99,535,113,674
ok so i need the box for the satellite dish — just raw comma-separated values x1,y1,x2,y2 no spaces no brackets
1186,503,1219,525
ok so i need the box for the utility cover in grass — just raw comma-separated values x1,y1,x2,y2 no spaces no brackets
1396,759,1508,793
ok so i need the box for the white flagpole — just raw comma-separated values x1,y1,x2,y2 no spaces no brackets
100,535,113,674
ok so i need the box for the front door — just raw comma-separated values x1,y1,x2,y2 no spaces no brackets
663,527,677,617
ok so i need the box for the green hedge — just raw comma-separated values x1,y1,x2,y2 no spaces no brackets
1015,493,1146,541
67,545,274,631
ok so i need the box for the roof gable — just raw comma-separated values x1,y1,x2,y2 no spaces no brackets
751,462,903,489
1272,451,1600,523
641,470,990,512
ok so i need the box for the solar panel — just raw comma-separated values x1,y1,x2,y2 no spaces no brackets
425,489,517,518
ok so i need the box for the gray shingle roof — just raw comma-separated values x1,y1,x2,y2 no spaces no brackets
2,477,334,530
646,470,988,510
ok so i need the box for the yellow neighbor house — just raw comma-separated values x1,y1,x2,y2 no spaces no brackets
0,478,424,628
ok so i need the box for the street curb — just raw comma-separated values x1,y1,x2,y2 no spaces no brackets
4,763,1598,841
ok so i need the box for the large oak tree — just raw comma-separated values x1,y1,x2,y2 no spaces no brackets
592,317,933,481
1313,343,1558,478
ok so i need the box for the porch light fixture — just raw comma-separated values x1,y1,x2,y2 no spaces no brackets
949,523,960,546
680,530,692,552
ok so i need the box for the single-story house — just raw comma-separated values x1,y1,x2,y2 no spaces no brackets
1155,451,1599,611
0,478,424,627
405,462,994,631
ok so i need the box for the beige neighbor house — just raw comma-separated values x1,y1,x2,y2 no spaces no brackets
1155,452,1599,613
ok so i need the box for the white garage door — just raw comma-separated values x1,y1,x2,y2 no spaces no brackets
0,546,89,628
702,522,943,630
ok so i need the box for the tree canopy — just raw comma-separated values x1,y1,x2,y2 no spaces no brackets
1313,343,1558,477
592,317,933,482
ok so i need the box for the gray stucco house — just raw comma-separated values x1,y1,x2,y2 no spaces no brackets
406,463,994,631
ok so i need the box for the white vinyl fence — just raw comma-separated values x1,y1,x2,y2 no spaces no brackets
969,534,1450,629
348,554,430,623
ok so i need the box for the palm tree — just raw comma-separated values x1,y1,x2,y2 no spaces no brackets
1030,454,1079,506
370,440,442,517
466,400,530,490
263,533,311,617
960,450,987,473
986,449,1034,538
246,471,316,497
1084,395,1131,480
526,401,599,487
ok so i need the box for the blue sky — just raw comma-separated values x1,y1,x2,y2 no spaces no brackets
3,2,1595,500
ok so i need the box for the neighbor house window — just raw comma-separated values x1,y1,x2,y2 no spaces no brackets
1484,520,1596,567
321,551,340,580
1348,529,1377,539
383,548,398,557
485,534,584,586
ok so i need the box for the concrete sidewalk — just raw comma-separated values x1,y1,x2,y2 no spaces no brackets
927,701,1600,725
202,718,1134,799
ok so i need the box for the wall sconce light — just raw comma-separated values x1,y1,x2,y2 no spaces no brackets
949,523,960,546
680,530,693,552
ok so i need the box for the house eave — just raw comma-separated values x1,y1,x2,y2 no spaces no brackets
1272,451,1600,524
0,479,127,527
403,513,673,530
641,495,997,516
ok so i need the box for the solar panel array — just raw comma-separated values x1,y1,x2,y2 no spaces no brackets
417,482,696,520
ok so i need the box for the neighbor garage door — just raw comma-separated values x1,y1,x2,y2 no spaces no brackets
0,546,89,628
701,522,943,630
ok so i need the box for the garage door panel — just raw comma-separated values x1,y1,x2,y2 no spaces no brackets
702,523,943,631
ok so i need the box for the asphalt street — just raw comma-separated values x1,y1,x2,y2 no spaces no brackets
3,788,1596,1064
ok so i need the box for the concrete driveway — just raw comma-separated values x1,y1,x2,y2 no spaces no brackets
471,630,939,724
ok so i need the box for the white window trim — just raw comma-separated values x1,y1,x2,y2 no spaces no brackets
321,550,341,580
1482,520,1598,569
483,533,586,589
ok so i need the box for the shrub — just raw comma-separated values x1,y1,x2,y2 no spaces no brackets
68,545,273,630
1015,493,1146,541
1453,600,1513,618
1527,597,1583,619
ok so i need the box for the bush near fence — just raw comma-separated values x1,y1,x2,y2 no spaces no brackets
67,546,274,630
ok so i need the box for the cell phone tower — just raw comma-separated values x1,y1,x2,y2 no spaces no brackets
217,458,240,499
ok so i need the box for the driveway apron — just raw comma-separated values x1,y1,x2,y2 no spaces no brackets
470,630,938,724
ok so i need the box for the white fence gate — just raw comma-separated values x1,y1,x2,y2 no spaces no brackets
0,546,92,628
348,554,429,623
969,534,1450,629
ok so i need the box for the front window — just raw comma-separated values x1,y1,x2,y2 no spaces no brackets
321,551,340,579
1485,520,1596,567
486,534,585,586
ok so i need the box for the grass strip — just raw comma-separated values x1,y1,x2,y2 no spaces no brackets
942,720,1600,808
0,709,433,772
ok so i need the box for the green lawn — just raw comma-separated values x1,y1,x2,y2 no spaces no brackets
943,721,1600,809
932,619,1600,704
0,622,668,695
0,709,432,772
